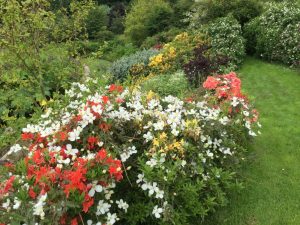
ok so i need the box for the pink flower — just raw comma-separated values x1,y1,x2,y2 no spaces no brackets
203,76,219,90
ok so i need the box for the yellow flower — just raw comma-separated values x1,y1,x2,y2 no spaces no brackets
174,32,188,41
146,90,155,101
159,132,167,141
153,138,160,147
40,99,47,106
168,47,176,58
149,54,164,67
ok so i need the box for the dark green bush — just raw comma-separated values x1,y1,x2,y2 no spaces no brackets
86,5,112,40
125,0,174,46
189,0,262,26
244,2,300,67
141,27,183,49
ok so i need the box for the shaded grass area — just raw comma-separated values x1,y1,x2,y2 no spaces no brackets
206,57,300,225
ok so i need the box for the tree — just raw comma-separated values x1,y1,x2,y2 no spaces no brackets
124,0,173,46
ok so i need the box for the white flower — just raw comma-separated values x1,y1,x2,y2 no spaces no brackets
155,189,164,199
153,121,164,131
65,144,78,157
136,174,144,184
96,200,111,215
243,111,250,117
143,131,153,142
148,182,159,196
68,127,82,141
146,158,157,167
88,184,103,197
116,199,129,212
249,130,257,136
219,116,229,125
152,205,164,218
33,193,47,220
13,197,21,209
2,198,10,210
106,213,118,225
120,146,137,162
231,97,239,107
104,189,114,200
8,144,22,155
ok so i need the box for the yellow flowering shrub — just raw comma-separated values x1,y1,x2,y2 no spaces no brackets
147,32,209,73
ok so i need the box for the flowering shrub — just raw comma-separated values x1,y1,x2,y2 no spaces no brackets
0,73,260,224
147,32,208,73
244,2,300,67
203,16,246,70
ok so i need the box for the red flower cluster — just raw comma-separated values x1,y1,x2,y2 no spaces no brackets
203,72,243,99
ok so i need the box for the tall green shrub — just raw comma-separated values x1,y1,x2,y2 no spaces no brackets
0,0,94,151
124,0,173,46
245,2,300,67
86,4,112,40
203,16,246,70
188,0,262,27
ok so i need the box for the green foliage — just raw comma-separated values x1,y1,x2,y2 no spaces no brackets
125,0,174,46
110,49,159,81
86,4,113,40
203,16,246,70
100,37,139,61
244,2,300,67
189,0,262,26
140,71,190,97
141,27,183,49
0,0,94,153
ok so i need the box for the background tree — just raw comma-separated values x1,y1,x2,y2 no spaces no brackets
124,0,174,46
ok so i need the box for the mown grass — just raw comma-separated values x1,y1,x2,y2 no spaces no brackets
206,57,300,225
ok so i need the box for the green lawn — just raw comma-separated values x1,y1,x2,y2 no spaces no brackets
207,57,300,225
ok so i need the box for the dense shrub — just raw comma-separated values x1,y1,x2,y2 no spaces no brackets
147,32,208,74
0,74,260,224
188,0,262,26
244,2,300,67
124,0,173,46
141,27,183,49
139,71,190,97
110,49,159,81
86,5,113,40
183,45,229,87
0,0,94,153
203,16,246,70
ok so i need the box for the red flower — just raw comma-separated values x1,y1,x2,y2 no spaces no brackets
82,194,94,213
0,176,15,195
102,96,110,104
99,123,111,132
21,132,34,141
116,98,124,104
71,218,78,225
58,132,68,141
109,84,123,93
96,148,107,161
29,187,37,199
87,136,98,149
32,150,45,165
203,76,219,90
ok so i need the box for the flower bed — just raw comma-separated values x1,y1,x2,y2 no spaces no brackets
0,73,260,225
